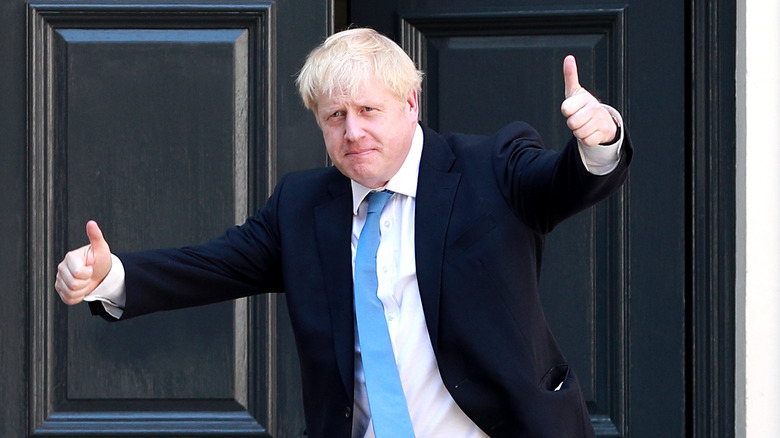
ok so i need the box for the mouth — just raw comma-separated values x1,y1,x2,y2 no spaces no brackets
345,148,376,158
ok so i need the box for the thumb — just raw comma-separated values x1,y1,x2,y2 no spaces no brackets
563,55,582,98
85,220,110,266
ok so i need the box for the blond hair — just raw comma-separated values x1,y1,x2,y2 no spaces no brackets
296,28,423,112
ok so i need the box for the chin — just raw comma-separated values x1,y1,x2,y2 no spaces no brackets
345,168,386,188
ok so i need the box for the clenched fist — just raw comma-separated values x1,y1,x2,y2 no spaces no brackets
55,220,112,305
560,55,618,147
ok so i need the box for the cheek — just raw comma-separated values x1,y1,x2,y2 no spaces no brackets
322,131,342,155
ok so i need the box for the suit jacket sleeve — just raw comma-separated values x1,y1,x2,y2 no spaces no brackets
489,122,632,233
106,174,291,320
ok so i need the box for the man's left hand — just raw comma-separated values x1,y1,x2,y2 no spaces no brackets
560,55,618,147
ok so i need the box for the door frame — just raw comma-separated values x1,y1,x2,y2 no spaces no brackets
688,0,736,435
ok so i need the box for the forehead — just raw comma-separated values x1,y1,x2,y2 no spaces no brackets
317,76,399,110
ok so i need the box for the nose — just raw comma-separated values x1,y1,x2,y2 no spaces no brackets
344,114,364,142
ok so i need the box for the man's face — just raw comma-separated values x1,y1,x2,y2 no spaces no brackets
316,75,419,189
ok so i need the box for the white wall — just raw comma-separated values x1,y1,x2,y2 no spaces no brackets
738,0,780,436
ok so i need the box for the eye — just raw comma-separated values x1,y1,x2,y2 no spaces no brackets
363,107,374,112
330,110,343,118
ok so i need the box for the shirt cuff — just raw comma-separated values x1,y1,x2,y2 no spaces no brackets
83,254,126,319
577,105,624,176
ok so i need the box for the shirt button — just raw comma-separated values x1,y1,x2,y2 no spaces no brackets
383,220,391,228
344,406,352,418
387,313,395,322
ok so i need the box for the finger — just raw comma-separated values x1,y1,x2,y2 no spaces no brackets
566,104,594,132
85,220,110,265
560,89,590,118
572,110,618,146
580,131,606,148
55,277,88,305
563,55,581,98
571,122,594,140
64,246,93,280
58,259,85,287
55,269,91,304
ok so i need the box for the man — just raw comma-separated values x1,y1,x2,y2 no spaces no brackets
55,28,631,437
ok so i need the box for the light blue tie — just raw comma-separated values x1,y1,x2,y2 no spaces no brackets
354,190,415,437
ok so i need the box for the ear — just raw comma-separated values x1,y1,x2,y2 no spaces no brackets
406,88,420,122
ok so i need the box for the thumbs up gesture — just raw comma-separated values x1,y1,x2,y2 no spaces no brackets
55,220,112,305
560,55,618,147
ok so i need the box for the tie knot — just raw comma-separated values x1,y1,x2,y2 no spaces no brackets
366,190,393,214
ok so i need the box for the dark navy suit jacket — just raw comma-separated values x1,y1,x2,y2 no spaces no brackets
93,122,632,437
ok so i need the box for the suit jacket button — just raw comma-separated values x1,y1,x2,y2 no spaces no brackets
344,406,352,418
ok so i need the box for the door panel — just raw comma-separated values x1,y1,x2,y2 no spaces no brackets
399,14,625,432
62,28,246,403
354,1,685,436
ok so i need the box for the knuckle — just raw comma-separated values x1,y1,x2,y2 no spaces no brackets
60,274,75,288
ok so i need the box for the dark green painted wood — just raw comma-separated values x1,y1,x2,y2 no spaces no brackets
0,0,31,436
350,0,736,436
0,0,736,436
19,0,329,436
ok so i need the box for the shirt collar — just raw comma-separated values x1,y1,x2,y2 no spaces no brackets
351,123,423,214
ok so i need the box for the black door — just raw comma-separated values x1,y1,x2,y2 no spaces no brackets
1,0,735,436
349,0,734,437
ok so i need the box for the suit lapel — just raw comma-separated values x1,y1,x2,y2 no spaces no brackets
314,175,355,395
415,125,460,352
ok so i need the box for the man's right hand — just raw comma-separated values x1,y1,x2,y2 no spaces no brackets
55,220,112,305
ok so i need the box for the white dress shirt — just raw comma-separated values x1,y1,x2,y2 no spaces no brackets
87,111,624,437
349,124,487,437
